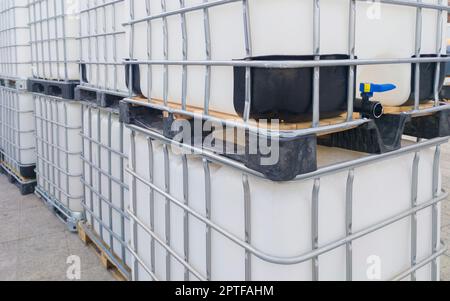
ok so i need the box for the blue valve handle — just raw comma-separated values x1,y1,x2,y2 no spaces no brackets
360,83,396,99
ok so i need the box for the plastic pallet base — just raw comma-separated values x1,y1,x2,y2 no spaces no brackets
0,164,36,195
319,107,450,154
27,78,79,99
34,188,83,232
17,165,36,179
74,86,127,110
120,101,318,181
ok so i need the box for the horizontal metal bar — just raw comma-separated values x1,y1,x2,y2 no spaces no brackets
123,0,450,26
123,56,450,68
391,241,448,281
127,160,447,265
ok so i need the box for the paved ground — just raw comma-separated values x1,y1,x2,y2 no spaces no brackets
0,175,115,281
440,143,450,281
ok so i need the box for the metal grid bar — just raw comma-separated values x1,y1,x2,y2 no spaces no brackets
126,124,448,281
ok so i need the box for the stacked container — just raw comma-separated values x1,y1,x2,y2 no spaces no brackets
77,0,131,278
121,0,450,281
0,0,36,195
28,0,83,231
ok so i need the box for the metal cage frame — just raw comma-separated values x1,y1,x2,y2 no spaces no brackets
123,0,450,139
80,103,130,273
77,0,128,97
127,124,449,281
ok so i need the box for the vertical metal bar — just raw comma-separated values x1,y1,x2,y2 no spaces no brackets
53,0,61,80
128,0,135,97
347,0,356,122
161,0,169,106
434,0,444,106
242,0,252,122
346,169,354,281
411,152,420,281
119,121,126,261
243,174,251,281
203,158,212,280
112,1,118,91
107,112,114,253
203,0,211,115
129,130,139,281
88,106,94,227
163,143,171,280
312,0,321,127
145,0,153,101
61,0,69,81
147,138,156,275
180,0,188,111
182,154,190,281
97,109,103,240
312,178,320,281
431,145,441,280
414,0,423,110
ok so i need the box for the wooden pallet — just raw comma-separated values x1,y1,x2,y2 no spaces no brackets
131,96,361,134
77,222,130,281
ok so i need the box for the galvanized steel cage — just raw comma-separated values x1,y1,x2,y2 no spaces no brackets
123,0,450,139
0,86,36,176
78,0,128,95
0,0,31,79
127,123,448,281
28,0,80,81
33,93,84,229
81,103,131,275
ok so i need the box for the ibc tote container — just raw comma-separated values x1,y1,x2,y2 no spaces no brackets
0,87,36,179
0,0,32,79
0,0,37,195
124,0,447,121
28,0,80,81
78,0,128,95
34,93,84,230
126,124,447,281
81,103,132,273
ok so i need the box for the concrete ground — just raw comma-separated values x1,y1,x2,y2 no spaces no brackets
0,175,115,281
0,144,449,281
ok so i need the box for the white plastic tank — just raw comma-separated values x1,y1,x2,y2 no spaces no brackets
127,0,447,115
28,0,80,81
82,105,131,267
130,132,441,281
0,87,36,171
34,94,84,213
79,0,128,93
0,0,32,78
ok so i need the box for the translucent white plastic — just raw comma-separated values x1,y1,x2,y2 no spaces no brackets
0,88,36,170
82,106,132,267
79,0,128,93
28,0,80,81
131,134,441,281
0,0,32,78
127,0,447,114
35,95,84,212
